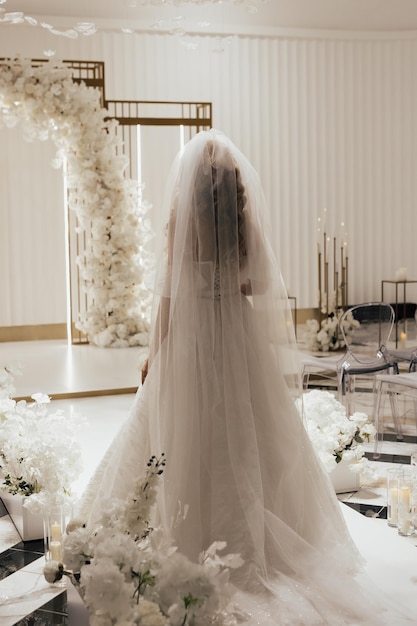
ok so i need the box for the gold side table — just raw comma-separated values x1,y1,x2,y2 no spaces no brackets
381,280,417,347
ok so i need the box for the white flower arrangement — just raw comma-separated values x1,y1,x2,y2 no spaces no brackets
0,366,83,515
304,307,360,352
295,389,376,473
44,455,244,626
0,57,154,347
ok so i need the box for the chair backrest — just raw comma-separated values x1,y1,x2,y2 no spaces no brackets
339,302,395,358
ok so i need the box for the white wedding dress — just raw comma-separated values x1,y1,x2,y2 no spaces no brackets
77,131,414,625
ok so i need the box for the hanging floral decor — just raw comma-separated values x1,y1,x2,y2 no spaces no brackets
0,58,153,347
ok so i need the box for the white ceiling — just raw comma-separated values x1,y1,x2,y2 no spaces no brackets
1,0,417,35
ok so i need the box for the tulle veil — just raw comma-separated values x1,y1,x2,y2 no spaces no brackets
77,130,414,624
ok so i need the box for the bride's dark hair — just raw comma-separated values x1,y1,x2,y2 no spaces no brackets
193,139,247,263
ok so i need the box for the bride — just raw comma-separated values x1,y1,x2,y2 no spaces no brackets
78,130,413,624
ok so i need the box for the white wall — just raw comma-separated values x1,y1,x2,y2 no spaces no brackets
1,25,417,327
0,126,66,326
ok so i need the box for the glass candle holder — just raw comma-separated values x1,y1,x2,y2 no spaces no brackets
397,470,416,537
43,508,67,564
386,467,403,527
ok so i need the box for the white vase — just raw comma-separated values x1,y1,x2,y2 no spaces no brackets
330,459,360,494
1,492,44,541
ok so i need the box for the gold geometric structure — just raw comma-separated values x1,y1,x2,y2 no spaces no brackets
59,61,212,344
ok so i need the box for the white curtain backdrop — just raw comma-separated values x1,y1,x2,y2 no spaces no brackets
1,26,417,328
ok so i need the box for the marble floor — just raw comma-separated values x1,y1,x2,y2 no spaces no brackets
1,339,417,624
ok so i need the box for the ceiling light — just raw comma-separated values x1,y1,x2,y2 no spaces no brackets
76,22,97,35
1,12,24,23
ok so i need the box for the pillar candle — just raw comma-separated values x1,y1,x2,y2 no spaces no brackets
389,486,398,525
51,522,62,542
50,540,62,562
399,518,411,535
398,483,414,535
400,484,410,507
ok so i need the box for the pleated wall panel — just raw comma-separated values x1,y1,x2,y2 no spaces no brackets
0,127,66,327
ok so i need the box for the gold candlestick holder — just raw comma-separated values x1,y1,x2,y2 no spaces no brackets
317,232,348,321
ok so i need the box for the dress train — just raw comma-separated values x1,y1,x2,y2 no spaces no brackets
77,296,414,625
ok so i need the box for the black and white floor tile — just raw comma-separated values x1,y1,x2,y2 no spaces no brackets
1,339,417,624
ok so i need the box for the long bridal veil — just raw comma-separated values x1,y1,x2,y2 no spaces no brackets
78,130,413,624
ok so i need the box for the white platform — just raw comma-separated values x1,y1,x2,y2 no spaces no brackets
343,504,417,613
1,339,147,398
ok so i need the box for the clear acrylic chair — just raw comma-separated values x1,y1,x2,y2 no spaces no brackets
387,347,417,372
387,309,417,372
373,370,417,458
302,302,399,415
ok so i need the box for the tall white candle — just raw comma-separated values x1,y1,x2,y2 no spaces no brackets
389,486,399,525
400,485,410,507
51,522,61,542
50,540,62,562
398,484,413,535
399,518,411,535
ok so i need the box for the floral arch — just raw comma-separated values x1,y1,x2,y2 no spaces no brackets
0,58,152,347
